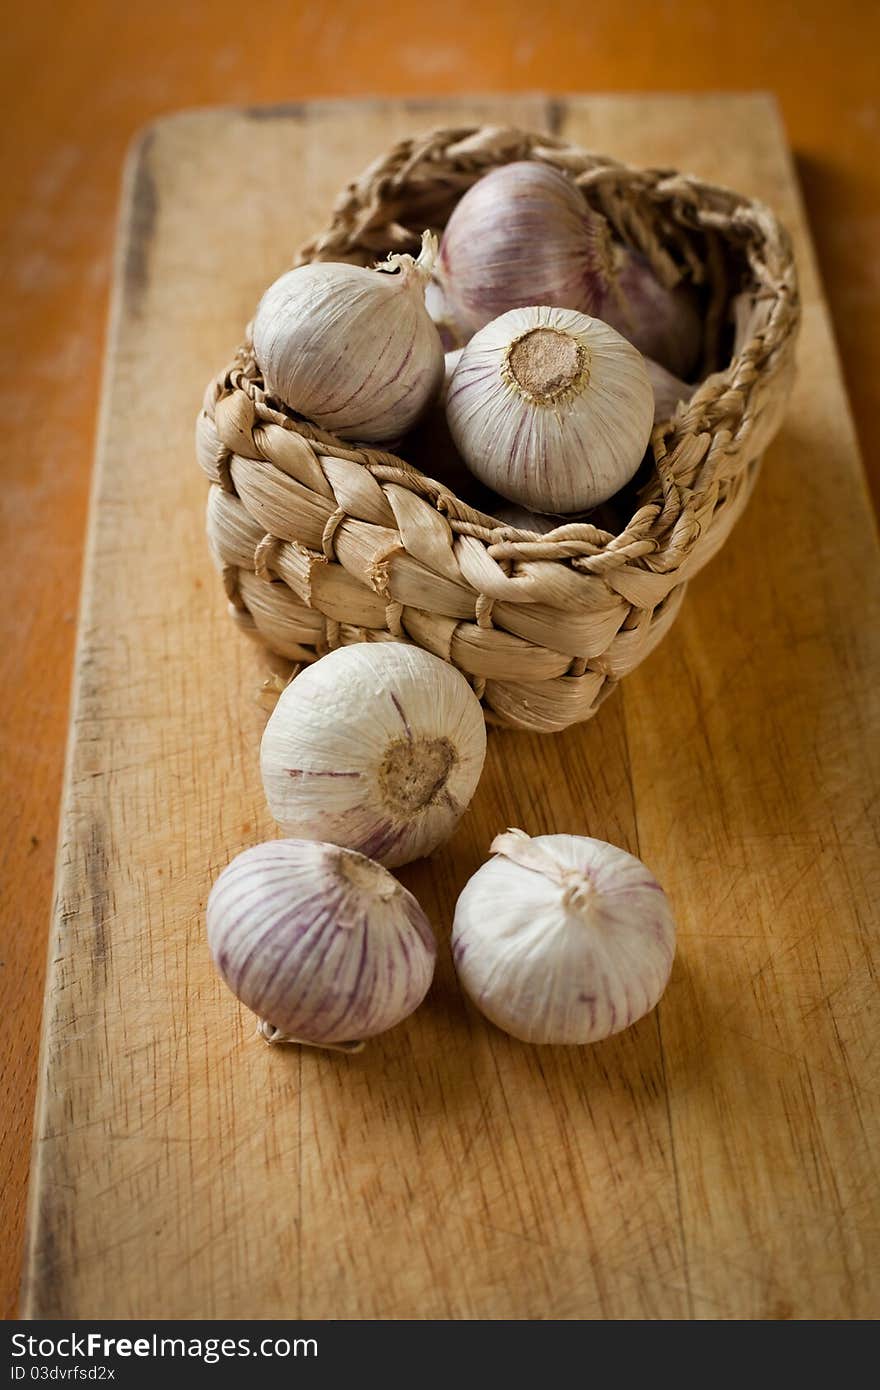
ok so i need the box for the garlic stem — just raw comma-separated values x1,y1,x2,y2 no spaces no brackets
492,828,596,920
377,229,438,285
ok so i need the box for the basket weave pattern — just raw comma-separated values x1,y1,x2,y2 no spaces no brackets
196,126,799,733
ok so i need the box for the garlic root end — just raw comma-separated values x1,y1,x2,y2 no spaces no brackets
258,1020,366,1054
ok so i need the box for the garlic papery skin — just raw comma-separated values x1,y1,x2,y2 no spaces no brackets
252,230,444,443
439,348,463,405
596,249,702,380
452,829,676,1045
207,839,436,1046
260,643,487,869
438,161,614,336
425,276,469,351
645,356,693,425
446,306,654,514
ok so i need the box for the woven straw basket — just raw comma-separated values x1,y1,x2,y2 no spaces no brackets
196,126,799,733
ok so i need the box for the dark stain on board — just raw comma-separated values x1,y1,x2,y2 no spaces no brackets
23,818,111,1314
85,817,110,992
243,96,558,132
26,1191,65,1318
545,98,567,137
23,941,83,1317
123,128,158,315
244,102,309,121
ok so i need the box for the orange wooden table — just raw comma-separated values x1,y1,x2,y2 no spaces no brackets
1,0,878,1319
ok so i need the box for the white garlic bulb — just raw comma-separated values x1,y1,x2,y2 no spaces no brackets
252,231,444,443
261,643,487,868
207,839,436,1047
446,305,654,514
438,161,613,335
452,829,676,1045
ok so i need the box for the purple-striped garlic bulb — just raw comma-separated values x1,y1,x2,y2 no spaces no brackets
452,829,676,1045
446,305,654,514
595,249,702,380
207,839,436,1048
644,356,693,425
252,230,444,443
260,644,487,869
436,160,702,377
438,161,615,336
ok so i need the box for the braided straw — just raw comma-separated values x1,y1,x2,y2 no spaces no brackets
196,126,799,733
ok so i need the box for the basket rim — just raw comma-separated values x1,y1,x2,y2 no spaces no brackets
202,123,800,573
205,124,798,566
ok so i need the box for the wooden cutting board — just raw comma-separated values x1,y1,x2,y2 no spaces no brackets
22,95,880,1320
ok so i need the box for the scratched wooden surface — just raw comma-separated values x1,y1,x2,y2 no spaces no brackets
20,95,880,1319
5,4,880,1323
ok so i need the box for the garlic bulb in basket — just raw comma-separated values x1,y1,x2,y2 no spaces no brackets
492,502,569,534
452,829,676,1045
425,276,469,350
645,356,692,424
208,839,436,1048
439,348,463,405
437,161,701,377
261,644,487,868
446,305,654,514
438,161,614,336
252,230,444,443
597,249,702,379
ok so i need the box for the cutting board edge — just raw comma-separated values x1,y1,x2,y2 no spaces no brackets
107,88,787,156
18,126,152,1321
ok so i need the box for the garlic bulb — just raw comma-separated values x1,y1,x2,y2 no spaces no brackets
402,396,493,507
260,643,487,868
494,500,620,533
645,356,693,424
440,347,463,405
492,502,570,534
437,161,702,376
425,276,469,350
446,305,654,514
596,249,702,379
252,231,444,443
452,829,676,1045
438,161,613,335
207,839,436,1047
